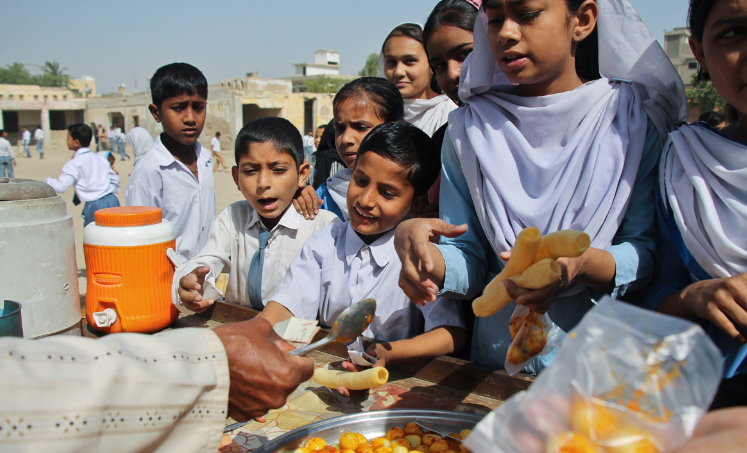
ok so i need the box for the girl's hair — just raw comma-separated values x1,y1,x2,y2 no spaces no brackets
333,77,405,122
566,0,600,82
382,24,443,94
688,0,714,82
423,0,479,49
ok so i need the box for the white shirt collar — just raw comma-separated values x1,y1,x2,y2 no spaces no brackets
152,135,205,169
344,222,396,267
246,205,302,233
74,147,91,157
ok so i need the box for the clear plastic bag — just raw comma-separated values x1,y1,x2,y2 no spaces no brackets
505,305,563,376
465,297,723,453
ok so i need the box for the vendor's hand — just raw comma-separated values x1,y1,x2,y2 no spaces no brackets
395,218,467,305
215,317,314,422
178,266,214,313
505,258,574,314
292,185,324,220
671,408,747,452
679,274,747,343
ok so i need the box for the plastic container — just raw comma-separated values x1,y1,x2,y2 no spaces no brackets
0,300,23,337
0,178,81,338
84,206,178,333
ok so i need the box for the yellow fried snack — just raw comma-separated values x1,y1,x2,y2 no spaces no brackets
474,259,561,318
534,230,590,263
546,432,601,453
506,311,548,365
313,367,389,390
472,227,542,317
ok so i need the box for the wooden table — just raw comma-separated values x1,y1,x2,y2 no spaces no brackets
82,298,535,452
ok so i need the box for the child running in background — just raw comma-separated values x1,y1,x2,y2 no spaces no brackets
381,23,457,137
395,0,687,375
261,122,465,394
46,124,120,226
293,77,404,221
642,0,747,379
174,117,339,312
125,63,215,264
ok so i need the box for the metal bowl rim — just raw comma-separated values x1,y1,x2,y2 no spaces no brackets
253,409,483,453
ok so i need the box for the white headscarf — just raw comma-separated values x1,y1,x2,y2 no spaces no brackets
379,23,458,137
327,168,352,221
661,123,747,279
448,0,687,254
126,127,155,163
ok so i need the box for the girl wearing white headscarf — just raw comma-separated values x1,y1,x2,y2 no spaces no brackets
126,127,155,164
381,23,458,137
394,0,686,374
641,0,747,378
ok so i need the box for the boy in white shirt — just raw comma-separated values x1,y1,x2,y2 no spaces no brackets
175,117,339,311
0,130,16,177
210,131,227,172
21,126,31,158
126,63,215,264
34,127,44,159
46,124,120,226
260,122,465,392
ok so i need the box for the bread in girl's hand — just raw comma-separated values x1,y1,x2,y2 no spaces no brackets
312,366,389,390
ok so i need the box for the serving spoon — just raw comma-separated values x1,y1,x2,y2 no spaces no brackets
289,299,376,356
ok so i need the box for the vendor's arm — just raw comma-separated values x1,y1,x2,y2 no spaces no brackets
45,160,79,193
507,119,661,312
174,207,234,311
395,130,486,304
0,318,313,453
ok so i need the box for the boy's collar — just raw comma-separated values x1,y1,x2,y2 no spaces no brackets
246,204,301,233
153,135,204,168
344,222,396,267
73,147,91,156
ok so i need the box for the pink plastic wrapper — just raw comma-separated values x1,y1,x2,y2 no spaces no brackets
465,297,722,453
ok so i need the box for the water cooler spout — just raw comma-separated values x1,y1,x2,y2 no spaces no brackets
92,308,118,328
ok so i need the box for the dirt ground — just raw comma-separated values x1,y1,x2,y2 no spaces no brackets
12,141,244,293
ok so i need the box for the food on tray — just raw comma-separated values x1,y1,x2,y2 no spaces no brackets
506,311,548,365
298,421,473,453
313,366,389,390
473,228,590,318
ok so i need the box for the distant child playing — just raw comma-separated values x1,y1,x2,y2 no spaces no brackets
174,117,338,312
126,63,215,264
293,77,404,221
46,124,120,226
260,122,465,394
210,131,228,172
0,130,16,177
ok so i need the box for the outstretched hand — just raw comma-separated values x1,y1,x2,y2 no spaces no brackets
395,218,467,305
178,266,215,313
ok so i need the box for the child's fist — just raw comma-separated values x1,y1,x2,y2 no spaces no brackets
178,266,215,313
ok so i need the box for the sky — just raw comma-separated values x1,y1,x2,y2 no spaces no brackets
0,0,690,95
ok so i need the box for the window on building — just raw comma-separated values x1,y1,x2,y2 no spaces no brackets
63,95,67,100
688,62,698,70
19,95,24,100
49,110,67,130
2,111,19,133
53,95,58,100
34,95,39,100
8,95,14,100
43,95,48,100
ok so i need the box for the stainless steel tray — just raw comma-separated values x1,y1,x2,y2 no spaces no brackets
254,409,483,453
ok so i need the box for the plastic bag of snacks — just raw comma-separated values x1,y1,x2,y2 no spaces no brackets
505,305,563,376
465,297,722,453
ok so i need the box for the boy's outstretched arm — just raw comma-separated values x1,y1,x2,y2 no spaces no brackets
258,301,294,326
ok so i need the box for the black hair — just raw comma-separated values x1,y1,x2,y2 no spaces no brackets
688,0,715,82
357,122,439,198
423,0,479,49
382,24,443,95
698,111,726,127
0,130,5,135
234,117,304,168
68,123,93,147
565,0,600,82
150,63,208,107
215,131,221,137
333,77,405,122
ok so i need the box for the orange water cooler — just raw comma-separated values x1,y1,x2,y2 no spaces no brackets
84,206,178,334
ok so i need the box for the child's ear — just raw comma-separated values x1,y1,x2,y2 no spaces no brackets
689,36,708,75
231,166,240,188
572,0,598,43
408,194,429,219
297,160,311,188
148,104,161,123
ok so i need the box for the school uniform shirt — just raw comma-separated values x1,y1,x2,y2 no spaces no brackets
172,201,339,308
125,135,215,264
272,221,465,342
302,135,315,150
34,129,44,141
45,148,117,202
0,328,229,452
0,137,15,158
210,137,221,152
22,130,31,143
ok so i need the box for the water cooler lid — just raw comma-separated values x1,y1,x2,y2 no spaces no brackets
95,206,163,227
0,178,57,201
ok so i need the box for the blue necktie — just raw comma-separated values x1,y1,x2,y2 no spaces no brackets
248,227,271,310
